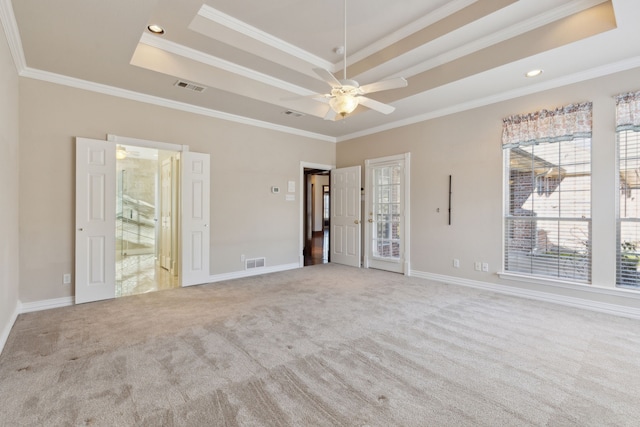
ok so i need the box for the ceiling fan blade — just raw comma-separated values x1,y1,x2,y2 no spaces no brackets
313,68,342,88
359,77,408,94
324,106,338,121
358,96,396,114
281,93,330,102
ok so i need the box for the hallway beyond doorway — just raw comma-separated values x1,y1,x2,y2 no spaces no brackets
116,253,179,297
115,143,180,297
304,229,329,266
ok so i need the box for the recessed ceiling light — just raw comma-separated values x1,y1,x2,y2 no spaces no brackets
525,69,543,78
147,25,165,35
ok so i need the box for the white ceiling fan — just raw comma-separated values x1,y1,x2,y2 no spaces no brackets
313,0,408,120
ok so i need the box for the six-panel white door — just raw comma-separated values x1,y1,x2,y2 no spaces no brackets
181,151,211,286
75,138,116,304
330,166,361,267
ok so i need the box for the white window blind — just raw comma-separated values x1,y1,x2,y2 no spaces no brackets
502,102,592,283
616,90,640,289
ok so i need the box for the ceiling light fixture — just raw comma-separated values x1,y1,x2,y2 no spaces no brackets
309,0,407,120
332,1,357,117
147,24,165,35
525,69,543,78
330,88,359,116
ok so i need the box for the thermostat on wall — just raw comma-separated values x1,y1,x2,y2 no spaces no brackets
271,186,280,194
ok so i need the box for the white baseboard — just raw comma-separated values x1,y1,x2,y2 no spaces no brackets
208,262,300,284
411,270,640,320
20,296,74,314
16,264,302,313
0,300,20,355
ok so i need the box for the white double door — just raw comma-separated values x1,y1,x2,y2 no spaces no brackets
75,137,210,304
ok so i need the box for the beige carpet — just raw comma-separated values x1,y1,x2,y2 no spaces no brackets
1,264,640,426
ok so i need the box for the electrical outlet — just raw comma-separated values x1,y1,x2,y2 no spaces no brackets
474,261,482,271
482,262,489,272
453,259,460,268
63,273,71,284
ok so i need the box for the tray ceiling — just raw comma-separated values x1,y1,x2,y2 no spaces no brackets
7,0,640,142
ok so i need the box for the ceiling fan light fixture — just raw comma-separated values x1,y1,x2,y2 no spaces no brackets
330,93,359,117
308,0,406,119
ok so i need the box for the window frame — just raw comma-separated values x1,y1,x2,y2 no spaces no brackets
501,102,593,284
616,128,640,289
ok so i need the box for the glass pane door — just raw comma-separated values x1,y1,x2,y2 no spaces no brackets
371,164,402,260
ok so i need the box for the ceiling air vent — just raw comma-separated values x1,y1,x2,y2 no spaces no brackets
282,110,305,118
174,80,207,93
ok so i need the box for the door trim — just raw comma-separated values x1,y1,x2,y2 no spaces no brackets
107,134,186,152
76,134,210,303
364,152,411,275
299,162,334,267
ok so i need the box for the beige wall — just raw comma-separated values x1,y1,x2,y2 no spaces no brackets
0,20,20,346
13,60,640,311
18,78,335,303
337,67,640,309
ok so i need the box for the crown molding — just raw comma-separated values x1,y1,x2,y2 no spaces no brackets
360,0,609,82
196,4,335,73
337,55,640,142
346,0,477,69
20,66,336,143
140,33,316,97
16,53,640,146
0,0,26,73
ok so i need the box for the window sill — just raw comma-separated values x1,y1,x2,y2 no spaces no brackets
498,271,640,299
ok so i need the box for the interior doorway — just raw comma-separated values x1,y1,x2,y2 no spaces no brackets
303,168,330,266
115,144,180,297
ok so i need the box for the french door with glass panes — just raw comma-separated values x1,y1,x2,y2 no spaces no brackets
365,153,410,274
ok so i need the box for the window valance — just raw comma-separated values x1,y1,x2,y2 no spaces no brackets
616,90,640,132
502,102,592,149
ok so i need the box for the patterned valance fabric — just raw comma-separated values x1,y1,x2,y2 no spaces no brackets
502,102,592,148
616,90,640,132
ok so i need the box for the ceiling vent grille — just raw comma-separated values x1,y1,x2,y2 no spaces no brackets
282,110,305,118
174,80,207,93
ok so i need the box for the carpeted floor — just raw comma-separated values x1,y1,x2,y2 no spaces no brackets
1,264,640,426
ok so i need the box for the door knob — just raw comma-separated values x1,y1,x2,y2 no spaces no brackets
368,219,373,223
354,220,360,224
